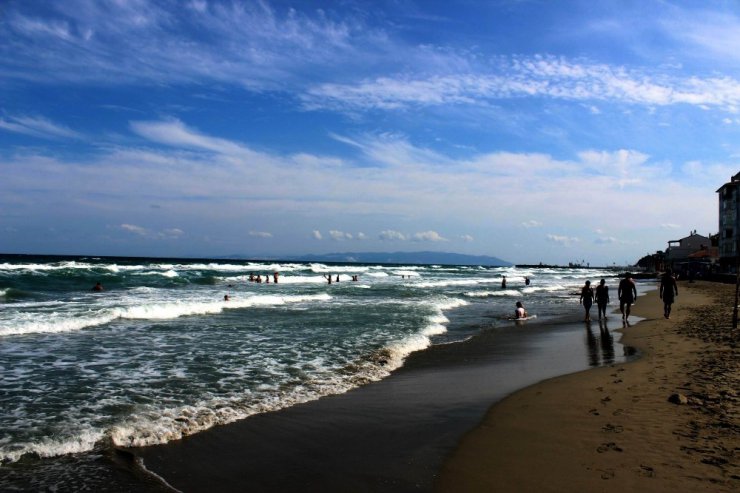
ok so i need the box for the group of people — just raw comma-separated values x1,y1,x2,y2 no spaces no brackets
577,270,678,322
248,272,279,284
515,270,679,322
324,274,360,284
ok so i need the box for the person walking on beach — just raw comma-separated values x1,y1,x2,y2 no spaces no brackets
515,301,528,319
580,280,595,321
595,278,610,320
618,273,638,321
659,268,678,319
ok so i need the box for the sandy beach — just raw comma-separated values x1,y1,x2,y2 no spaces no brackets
437,281,739,492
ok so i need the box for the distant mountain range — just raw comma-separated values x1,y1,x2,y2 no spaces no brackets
279,251,512,267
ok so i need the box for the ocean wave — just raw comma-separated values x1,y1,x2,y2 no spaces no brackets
463,289,523,297
0,294,333,337
107,296,466,450
0,293,467,463
0,429,105,465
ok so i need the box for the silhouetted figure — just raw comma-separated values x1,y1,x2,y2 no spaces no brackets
660,268,678,319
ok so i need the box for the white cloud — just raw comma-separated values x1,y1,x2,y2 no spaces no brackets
546,234,579,246
329,230,353,240
249,231,273,238
412,230,447,242
120,223,183,239
130,119,256,158
594,236,618,244
522,220,542,229
379,230,407,241
661,223,681,229
0,115,84,140
312,230,323,240
120,223,148,236
460,234,474,242
161,228,184,238
303,56,740,113
0,1,381,88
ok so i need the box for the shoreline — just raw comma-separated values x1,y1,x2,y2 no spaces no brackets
129,301,630,492
436,281,739,491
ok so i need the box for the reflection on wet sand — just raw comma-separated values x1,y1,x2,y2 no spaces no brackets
584,319,615,366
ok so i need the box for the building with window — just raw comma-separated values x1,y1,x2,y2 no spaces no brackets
717,172,740,272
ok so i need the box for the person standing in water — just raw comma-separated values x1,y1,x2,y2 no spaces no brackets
580,280,595,321
501,276,507,289
618,273,638,322
659,268,678,319
594,278,610,320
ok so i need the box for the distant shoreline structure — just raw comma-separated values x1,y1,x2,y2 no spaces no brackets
515,263,622,270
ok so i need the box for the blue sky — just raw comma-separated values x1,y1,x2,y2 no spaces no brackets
1,0,739,265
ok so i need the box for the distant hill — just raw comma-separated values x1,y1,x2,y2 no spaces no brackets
284,251,512,267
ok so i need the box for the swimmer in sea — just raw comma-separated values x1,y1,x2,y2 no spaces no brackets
92,282,104,292
224,294,230,301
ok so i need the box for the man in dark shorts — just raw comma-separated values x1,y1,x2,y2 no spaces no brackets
659,268,678,319
618,273,637,322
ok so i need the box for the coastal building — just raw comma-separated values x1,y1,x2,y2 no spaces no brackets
717,172,740,272
665,231,714,277
636,251,665,273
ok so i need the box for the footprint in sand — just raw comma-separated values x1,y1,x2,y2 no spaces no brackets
589,408,600,416
602,423,624,433
598,468,615,480
638,465,655,477
612,408,624,416
597,442,623,453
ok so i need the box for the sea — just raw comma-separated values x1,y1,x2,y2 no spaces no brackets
0,254,629,490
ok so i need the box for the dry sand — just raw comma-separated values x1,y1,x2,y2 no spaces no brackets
436,281,739,492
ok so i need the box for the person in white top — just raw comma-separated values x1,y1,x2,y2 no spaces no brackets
515,301,528,319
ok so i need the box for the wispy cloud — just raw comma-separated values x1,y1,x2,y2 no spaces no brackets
0,1,383,88
546,234,579,247
249,231,272,238
0,115,84,140
521,220,542,229
120,223,183,239
303,57,740,113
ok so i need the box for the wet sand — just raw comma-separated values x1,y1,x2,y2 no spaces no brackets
436,281,739,492
131,309,629,492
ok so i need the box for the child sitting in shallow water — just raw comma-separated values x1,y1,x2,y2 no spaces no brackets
515,301,528,319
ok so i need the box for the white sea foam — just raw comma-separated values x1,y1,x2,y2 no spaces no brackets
0,429,104,464
0,293,333,337
463,289,523,298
